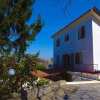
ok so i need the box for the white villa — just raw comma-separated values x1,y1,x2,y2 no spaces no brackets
52,7,100,72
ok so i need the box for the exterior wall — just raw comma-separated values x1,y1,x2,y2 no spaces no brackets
53,17,94,71
92,20,100,71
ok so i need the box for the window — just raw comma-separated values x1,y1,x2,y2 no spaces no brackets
70,53,74,65
63,54,70,66
75,52,82,64
56,55,60,67
64,34,69,42
57,55,60,61
78,26,85,39
56,38,60,47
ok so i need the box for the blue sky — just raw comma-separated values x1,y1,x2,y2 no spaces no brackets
26,0,100,60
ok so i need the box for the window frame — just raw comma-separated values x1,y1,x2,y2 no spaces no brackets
75,52,82,64
78,26,85,40
64,34,69,42
56,38,60,47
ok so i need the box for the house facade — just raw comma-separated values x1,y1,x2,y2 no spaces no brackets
52,7,100,72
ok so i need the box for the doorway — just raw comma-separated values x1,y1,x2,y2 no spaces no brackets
62,54,70,70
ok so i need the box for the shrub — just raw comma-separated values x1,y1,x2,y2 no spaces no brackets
36,64,46,71
37,78,49,86
0,84,11,99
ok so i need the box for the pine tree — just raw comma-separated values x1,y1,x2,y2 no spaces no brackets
0,0,42,56
0,0,42,96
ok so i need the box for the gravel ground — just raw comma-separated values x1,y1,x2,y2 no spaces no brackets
27,81,78,100
27,81,100,100
7,81,100,100
7,73,100,100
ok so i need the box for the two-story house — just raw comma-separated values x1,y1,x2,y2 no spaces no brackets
52,7,100,72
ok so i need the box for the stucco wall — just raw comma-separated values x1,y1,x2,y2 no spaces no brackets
92,20,100,71
53,17,93,71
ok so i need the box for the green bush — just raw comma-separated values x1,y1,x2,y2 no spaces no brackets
0,84,11,99
36,64,46,71
37,78,49,86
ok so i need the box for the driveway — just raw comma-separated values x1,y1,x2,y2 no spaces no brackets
68,82,100,100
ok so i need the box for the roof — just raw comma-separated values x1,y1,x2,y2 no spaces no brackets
52,7,100,38
31,67,66,81
31,67,100,81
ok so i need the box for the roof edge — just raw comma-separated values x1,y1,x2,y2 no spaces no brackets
52,7,100,38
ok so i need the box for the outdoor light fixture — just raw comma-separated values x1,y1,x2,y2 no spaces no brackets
8,68,16,76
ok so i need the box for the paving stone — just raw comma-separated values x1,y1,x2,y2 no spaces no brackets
68,83,100,100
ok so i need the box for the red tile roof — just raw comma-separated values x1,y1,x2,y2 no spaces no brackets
31,67,66,80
